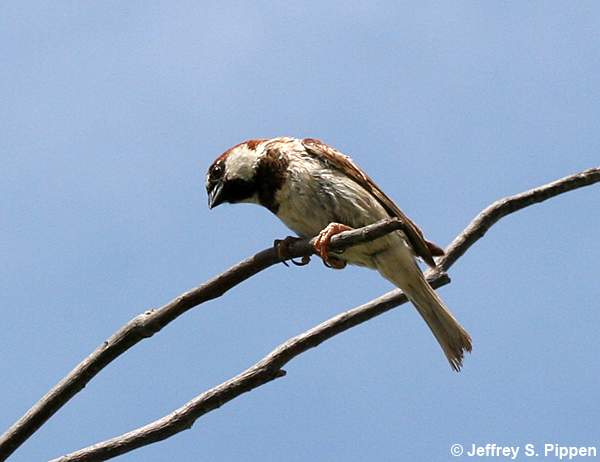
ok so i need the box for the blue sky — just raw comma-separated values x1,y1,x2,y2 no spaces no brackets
1,2,599,461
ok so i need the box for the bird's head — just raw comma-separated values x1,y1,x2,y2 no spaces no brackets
205,139,267,209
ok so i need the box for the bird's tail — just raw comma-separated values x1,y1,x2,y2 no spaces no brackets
374,246,472,371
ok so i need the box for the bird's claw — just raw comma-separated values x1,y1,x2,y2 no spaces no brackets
313,223,352,270
322,256,347,269
274,237,310,267
291,255,311,266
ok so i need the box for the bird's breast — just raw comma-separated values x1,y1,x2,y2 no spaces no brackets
273,163,391,239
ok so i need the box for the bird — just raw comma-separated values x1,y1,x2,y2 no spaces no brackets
205,137,472,370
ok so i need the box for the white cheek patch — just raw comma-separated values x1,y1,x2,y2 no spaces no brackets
225,145,259,181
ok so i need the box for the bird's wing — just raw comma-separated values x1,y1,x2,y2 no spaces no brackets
301,138,443,267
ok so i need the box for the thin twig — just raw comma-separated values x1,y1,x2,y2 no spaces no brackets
47,167,599,462
438,167,600,271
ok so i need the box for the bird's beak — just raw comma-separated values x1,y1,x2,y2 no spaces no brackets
207,180,225,209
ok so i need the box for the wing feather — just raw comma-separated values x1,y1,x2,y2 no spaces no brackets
302,138,441,267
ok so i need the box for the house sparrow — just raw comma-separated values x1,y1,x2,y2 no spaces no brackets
206,137,472,370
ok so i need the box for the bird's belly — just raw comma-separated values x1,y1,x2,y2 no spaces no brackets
272,167,407,268
275,195,406,269
275,180,389,237
275,199,333,238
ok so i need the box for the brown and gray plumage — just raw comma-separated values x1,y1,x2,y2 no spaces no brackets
206,137,472,370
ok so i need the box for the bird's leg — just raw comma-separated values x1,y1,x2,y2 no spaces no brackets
273,236,311,267
313,223,352,270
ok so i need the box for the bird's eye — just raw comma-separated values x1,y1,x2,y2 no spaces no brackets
212,163,224,177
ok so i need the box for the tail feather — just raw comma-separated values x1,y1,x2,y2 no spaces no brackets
374,246,472,371
402,273,472,371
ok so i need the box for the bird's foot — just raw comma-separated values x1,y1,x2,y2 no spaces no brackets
274,236,311,267
313,223,352,269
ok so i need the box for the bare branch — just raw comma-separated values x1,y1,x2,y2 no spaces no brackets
46,167,600,462
438,167,600,271
49,272,449,462
0,216,409,461
1,168,597,461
